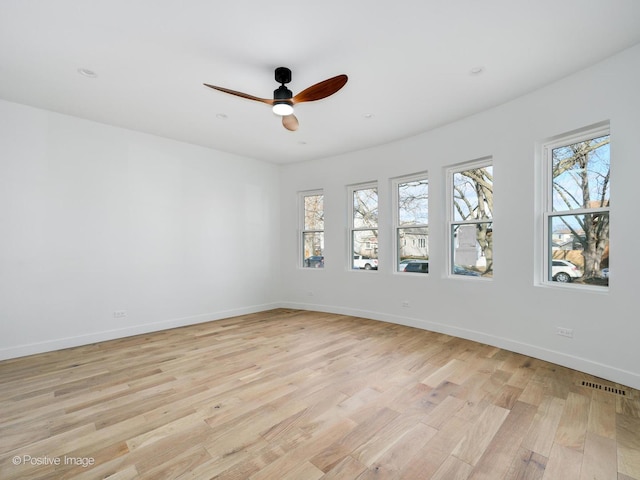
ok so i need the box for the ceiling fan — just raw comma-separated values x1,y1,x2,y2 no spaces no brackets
204,67,348,131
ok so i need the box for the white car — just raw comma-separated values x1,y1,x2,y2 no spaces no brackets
353,255,378,270
551,260,581,283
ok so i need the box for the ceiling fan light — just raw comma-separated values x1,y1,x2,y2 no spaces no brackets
273,102,294,116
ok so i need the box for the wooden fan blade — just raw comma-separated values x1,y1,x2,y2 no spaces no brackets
292,75,348,104
203,83,274,105
282,114,299,131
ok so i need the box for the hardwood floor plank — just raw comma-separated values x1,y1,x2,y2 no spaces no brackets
522,395,566,458
505,447,547,480
398,415,469,479
423,394,466,429
542,443,583,480
431,455,474,480
617,414,640,479
579,431,617,480
279,460,325,480
554,392,591,451
451,403,510,465
467,401,538,480
320,455,368,479
1,309,639,479
249,418,357,480
363,422,437,477
309,407,399,473
422,359,468,388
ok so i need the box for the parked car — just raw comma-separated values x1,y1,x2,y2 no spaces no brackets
600,267,609,279
353,255,378,270
398,259,414,271
399,259,424,271
452,264,481,277
304,256,324,268
551,260,581,282
403,260,429,273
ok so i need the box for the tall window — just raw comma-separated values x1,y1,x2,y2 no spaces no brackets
543,125,610,287
349,183,378,270
301,191,324,268
448,159,493,278
394,173,428,273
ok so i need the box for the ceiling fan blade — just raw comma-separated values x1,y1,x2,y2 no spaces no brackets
292,75,348,104
203,83,274,105
282,114,299,131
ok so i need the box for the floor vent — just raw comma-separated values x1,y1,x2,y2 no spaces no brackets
581,380,627,396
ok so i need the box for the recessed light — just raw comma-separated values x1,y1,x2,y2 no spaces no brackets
363,113,374,119
297,141,307,145
216,113,228,120
469,66,485,76
77,68,97,78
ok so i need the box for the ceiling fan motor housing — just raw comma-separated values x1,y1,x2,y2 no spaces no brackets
274,85,293,101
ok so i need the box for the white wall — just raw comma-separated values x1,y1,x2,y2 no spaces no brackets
2,45,638,390
0,100,281,359
279,44,640,390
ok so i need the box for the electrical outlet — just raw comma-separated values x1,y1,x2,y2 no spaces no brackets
307,291,314,297
401,300,410,308
556,326,574,338
113,310,127,318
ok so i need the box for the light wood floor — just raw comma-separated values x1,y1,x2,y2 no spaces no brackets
1,309,639,480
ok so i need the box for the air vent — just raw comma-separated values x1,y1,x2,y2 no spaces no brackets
581,380,627,396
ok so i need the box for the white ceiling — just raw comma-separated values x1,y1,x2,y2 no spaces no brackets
1,1,639,164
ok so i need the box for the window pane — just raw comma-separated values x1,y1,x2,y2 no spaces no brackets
552,135,610,212
549,213,609,286
452,222,493,277
302,232,324,268
398,227,428,271
353,230,378,269
398,179,428,225
304,194,324,230
353,188,378,228
453,166,493,222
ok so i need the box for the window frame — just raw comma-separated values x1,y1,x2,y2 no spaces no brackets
392,172,429,274
348,181,379,271
541,123,610,288
446,157,493,280
299,189,324,269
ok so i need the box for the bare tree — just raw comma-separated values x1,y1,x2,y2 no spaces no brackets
552,136,610,279
453,167,493,275
352,187,379,257
353,188,378,229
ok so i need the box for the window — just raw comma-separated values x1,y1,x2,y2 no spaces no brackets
349,183,378,270
301,191,324,268
394,173,428,273
543,125,610,287
447,159,493,278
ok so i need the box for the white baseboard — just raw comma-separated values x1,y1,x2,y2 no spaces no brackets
280,301,640,391
0,303,280,361
3,301,638,392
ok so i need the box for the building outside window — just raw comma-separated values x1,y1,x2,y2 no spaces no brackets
394,173,428,273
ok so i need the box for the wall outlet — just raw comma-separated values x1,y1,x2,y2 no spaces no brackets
401,300,410,308
113,310,127,318
307,291,314,297
556,326,574,338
